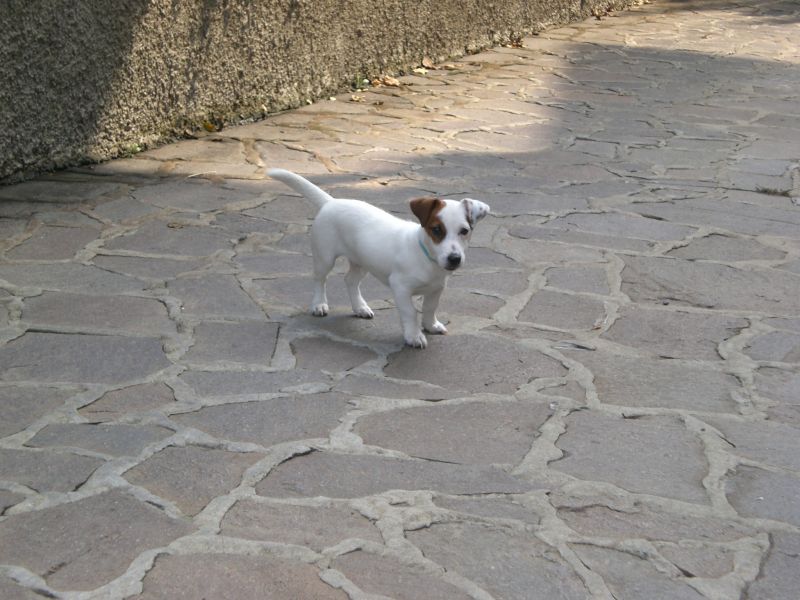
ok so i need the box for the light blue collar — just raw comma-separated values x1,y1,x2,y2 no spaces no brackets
418,238,436,264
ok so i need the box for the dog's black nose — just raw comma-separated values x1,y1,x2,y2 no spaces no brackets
447,253,462,268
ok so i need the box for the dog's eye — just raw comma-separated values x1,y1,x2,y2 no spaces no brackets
460,227,470,236
431,226,443,236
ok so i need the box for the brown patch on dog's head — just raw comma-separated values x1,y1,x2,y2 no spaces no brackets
410,197,447,244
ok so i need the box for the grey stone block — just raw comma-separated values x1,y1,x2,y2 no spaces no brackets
290,336,378,372
602,306,746,360
572,544,705,600
726,466,800,526
0,332,170,384
22,292,175,335
747,532,800,600
385,334,566,394
6,225,99,260
408,522,588,600
0,385,76,437
221,499,382,550
27,423,171,457
256,451,533,498
169,275,264,319
78,382,176,423
0,491,192,591
519,289,606,330
0,449,103,493
333,551,471,599
132,553,345,600
356,400,552,465
172,393,351,446
553,412,709,503
125,446,262,515
184,321,279,365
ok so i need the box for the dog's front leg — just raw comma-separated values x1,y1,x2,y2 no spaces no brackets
422,288,447,335
390,278,427,348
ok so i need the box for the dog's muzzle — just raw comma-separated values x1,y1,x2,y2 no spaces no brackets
445,253,462,270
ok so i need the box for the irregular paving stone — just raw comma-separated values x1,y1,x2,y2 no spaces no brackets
554,502,754,542
0,333,170,384
385,334,566,394
172,393,351,446
546,266,610,295
0,491,24,514
333,373,455,401
621,256,800,315
184,321,279,365
104,221,233,256
356,400,552,465
440,288,506,318
508,222,653,252
667,233,786,262
0,576,44,600
407,522,587,600
234,251,312,277
290,336,378,372
125,446,262,516
435,495,541,526
602,307,746,360
0,385,76,437
92,196,160,223
553,412,709,503
132,553,345,600
221,499,382,550
630,195,800,238
27,423,172,457
546,212,695,241
755,367,800,424
518,289,606,330
448,269,528,296
0,449,103,493
179,369,328,397
747,532,800,600
705,417,800,471
0,491,192,591
571,544,705,600
131,178,260,212
22,292,175,335
78,382,176,423
726,466,800,526
658,543,734,579
0,263,144,294
256,451,533,498
333,550,471,600
169,275,264,319
6,225,98,260
744,331,800,362
92,255,206,280
567,348,739,412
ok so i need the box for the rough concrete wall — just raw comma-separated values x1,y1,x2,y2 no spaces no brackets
0,0,636,183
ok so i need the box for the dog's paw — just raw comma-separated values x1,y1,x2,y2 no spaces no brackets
404,331,428,349
354,305,374,319
311,303,329,317
424,321,447,335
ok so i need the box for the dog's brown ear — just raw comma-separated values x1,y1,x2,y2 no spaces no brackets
409,197,444,225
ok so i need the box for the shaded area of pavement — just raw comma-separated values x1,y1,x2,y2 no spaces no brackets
1,1,799,598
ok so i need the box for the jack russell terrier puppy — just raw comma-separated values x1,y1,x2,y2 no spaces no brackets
268,169,490,348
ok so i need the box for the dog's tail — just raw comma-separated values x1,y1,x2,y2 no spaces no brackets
267,168,334,209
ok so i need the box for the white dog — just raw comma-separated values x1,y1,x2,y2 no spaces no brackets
267,169,490,348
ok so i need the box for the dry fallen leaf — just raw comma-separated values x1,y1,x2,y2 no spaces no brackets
382,75,401,87
350,94,365,102
441,63,458,70
412,67,428,75
422,57,435,69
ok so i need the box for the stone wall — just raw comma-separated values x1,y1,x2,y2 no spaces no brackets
0,0,636,183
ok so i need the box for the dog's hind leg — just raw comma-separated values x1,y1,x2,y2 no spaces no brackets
310,250,335,317
345,262,374,319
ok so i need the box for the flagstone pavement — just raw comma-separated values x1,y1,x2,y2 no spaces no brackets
1,0,799,598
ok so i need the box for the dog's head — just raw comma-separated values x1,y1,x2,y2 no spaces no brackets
410,197,491,271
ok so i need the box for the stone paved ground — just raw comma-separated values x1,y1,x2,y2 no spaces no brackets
1,0,799,598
